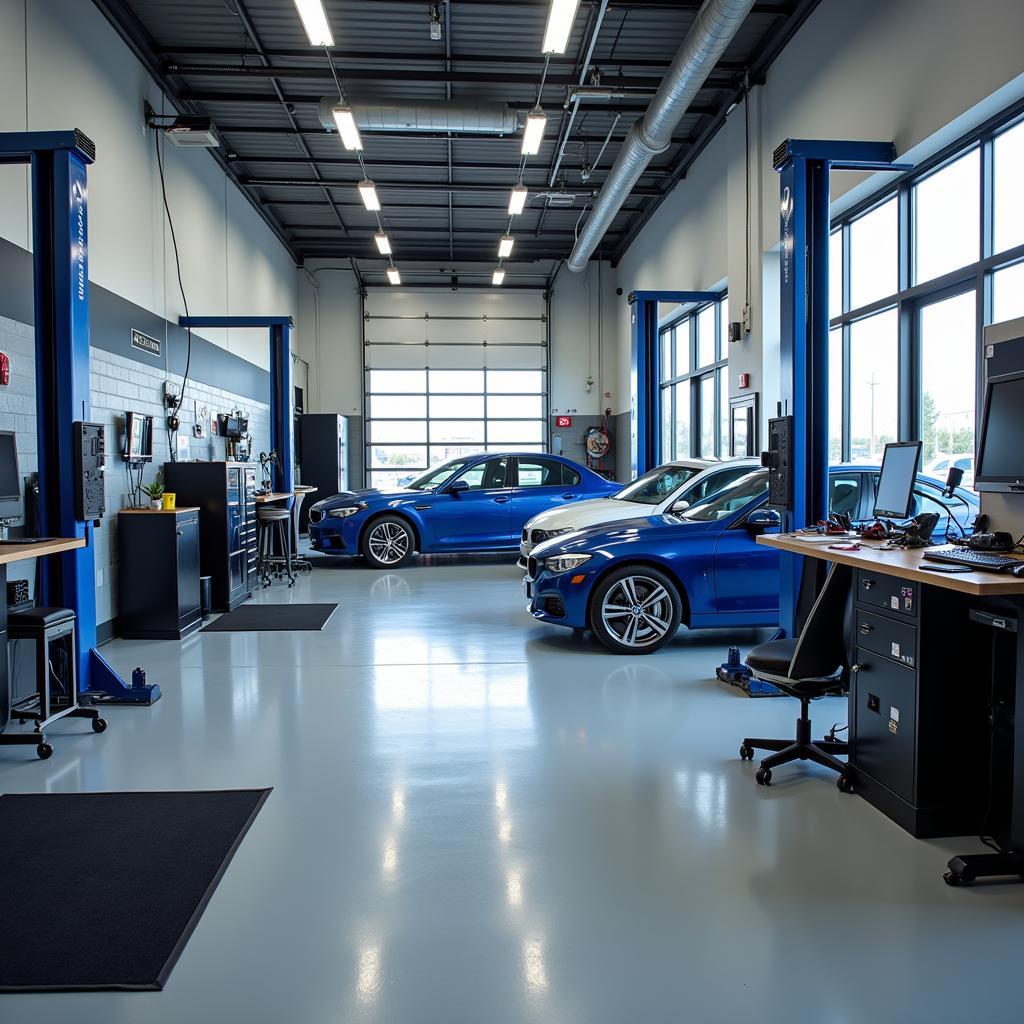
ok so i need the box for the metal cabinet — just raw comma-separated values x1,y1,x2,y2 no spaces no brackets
117,509,202,639
297,414,348,533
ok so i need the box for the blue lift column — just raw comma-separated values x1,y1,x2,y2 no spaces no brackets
0,129,159,703
178,316,295,493
773,140,909,636
628,290,718,477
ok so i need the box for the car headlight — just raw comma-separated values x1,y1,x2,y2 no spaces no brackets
327,503,366,519
543,553,592,574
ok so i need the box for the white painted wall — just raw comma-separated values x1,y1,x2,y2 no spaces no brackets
608,0,1024,429
0,0,298,368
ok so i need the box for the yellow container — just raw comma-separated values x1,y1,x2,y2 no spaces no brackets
162,492,176,510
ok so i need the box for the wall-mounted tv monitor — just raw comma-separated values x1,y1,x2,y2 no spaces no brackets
975,370,1024,492
123,411,153,462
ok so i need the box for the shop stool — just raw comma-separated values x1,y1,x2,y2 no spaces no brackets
257,498,296,587
5,607,106,760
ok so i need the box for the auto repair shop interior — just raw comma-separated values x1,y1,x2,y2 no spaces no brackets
1,0,1024,1019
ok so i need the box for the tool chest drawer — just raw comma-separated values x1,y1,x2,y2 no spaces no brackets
856,569,918,620
855,608,918,669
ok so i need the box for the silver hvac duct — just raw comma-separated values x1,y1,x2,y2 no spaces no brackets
566,0,755,272
318,98,519,135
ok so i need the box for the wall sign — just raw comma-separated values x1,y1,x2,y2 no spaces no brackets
555,415,572,428
131,329,161,358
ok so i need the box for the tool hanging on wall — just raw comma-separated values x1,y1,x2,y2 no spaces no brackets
584,411,614,480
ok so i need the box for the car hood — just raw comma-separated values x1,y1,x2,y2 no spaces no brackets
531,513,722,559
524,497,651,534
311,486,421,510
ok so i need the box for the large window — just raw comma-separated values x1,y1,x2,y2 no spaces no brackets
658,296,728,461
828,107,1024,488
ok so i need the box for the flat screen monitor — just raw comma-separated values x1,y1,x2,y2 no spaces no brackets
0,431,22,521
975,370,1024,492
873,441,921,520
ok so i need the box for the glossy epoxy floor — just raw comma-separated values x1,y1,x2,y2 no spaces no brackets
2,555,1023,1023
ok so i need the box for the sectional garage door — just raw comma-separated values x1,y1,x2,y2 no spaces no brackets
363,290,549,488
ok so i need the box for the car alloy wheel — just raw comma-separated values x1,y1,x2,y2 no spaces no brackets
589,565,682,654
363,518,413,568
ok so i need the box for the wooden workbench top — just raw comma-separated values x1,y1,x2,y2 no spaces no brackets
255,487,318,502
0,536,85,565
758,533,1024,597
118,507,201,515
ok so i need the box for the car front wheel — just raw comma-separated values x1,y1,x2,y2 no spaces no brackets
588,565,682,654
361,515,416,569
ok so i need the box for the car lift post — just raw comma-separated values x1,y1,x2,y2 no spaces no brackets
773,140,909,638
177,317,295,492
0,129,160,704
628,290,719,477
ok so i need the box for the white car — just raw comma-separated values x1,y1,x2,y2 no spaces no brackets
518,458,761,567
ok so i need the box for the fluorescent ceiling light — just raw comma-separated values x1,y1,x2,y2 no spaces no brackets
522,108,547,156
542,0,580,55
332,106,363,150
387,267,401,286
358,179,381,211
374,232,392,255
293,0,334,47
492,269,506,286
498,235,514,258
508,185,528,215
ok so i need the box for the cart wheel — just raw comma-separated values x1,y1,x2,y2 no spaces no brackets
755,767,772,786
92,717,108,733
837,774,855,794
36,742,53,760
943,870,969,887
739,744,755,761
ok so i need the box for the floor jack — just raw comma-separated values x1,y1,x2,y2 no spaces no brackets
716,646,783,697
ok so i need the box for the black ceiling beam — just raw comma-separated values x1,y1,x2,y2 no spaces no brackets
267,198,647,212
216,125,699,145
240,176,662,197
286,225,618,237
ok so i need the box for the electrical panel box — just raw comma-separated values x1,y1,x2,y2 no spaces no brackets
73,421,106,522
762,415,793,510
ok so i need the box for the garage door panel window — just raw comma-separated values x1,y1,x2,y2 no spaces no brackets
370,445,428,471
488,421,545,444
371,394,426,419
371,420,427,444
430,395,484,418
488,395,543,419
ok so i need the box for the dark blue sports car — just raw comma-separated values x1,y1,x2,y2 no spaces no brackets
307,451,620,568
525,465,979,654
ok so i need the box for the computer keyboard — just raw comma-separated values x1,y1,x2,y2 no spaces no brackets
923,548,1019,573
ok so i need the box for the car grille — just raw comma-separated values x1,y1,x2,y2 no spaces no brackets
527,556,539,579
308,507,323,524
522,528,529,542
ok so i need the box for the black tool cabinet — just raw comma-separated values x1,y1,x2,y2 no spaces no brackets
164,462,258,611
848,568,987,837
117,508,202,639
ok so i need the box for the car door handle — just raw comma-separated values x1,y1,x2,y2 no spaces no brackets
561,493,576,500
494,496,510,504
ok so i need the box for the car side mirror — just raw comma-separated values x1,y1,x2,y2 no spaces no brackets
746,508,781,533
448,478,469,494
670,499,690,513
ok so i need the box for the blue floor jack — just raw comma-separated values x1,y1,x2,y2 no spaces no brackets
716,643,783,697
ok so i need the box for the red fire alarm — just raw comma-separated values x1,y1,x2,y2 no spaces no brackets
555,415,572,428
738,372,750,389
0,352,9,386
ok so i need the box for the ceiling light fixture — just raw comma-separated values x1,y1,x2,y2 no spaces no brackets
332,106,363,150
508,184,528,215
492,268,506,286
374,233,392,255
498,235,514,258
430,3,443,41
292,0,334,47
542,0,580,55
521,107,547,155
358,179,381,211
387,267,401,286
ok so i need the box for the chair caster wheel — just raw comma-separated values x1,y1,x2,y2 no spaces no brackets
739,744,755,761
837,774,855,793
36,742,53,760
755,767,772,786
92,717,108,733
943,870,970,887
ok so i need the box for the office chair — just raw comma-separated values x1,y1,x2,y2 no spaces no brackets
739,563,854,790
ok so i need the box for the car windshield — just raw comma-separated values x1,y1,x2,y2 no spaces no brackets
404,458,474,491
680,472,768,522
615,465,699,505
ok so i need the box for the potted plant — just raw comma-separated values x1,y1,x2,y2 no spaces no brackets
140,471,165,510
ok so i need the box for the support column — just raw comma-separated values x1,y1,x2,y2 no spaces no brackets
270,322,294,493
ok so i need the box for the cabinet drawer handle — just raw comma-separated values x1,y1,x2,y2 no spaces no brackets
861,579,875,590
859,623,873,635
852,663,868,673
176,529,183,536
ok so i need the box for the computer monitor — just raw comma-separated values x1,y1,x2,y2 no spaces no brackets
0,431,22,522
873,441,921,519
975,369,1024,492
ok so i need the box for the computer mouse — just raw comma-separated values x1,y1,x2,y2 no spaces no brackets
1012,563,1024,577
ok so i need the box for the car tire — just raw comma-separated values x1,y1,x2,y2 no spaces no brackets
588,564,682,655
361,515,416,569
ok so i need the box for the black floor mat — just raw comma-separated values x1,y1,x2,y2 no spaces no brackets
201,602,337,632
0,789,270,991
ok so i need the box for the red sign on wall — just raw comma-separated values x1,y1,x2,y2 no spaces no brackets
555,415,572,428
738,373,751,389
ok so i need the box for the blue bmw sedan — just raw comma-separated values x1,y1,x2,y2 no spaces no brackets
525,466,978,654
307,452,620,568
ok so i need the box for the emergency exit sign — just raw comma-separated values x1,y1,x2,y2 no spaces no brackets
556,415,572,428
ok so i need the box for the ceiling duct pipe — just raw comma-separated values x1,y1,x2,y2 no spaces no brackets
318,98,519,136
566,0,755,272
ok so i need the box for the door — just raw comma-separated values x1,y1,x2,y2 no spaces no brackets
509,457,584,531
432,456,513,549
712,512,781,614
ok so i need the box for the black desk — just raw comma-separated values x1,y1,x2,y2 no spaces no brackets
759,535,1024,885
